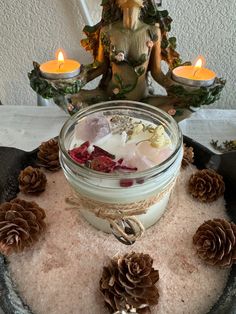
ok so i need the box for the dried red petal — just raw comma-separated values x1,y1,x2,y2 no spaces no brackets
69,143,138,175
69,141,90,164
89,146,115,160
90,156,117,173
117,158,124,164
120,179,134,188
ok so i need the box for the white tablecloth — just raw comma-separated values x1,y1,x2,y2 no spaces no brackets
0,106,235,152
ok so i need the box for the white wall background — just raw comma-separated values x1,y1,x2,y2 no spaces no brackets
0,0,235,108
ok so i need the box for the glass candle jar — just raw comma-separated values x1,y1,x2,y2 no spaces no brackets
59,101,183,240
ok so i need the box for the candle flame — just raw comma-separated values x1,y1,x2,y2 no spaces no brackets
194,56,206,68
58,51,64,63
195,58,203,68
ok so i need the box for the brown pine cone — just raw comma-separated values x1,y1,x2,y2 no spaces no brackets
188,169,225,202
182,144,194,168
0,198,46,255
19,166,47,194
100,252,159,314
193,219,236,268
37,139,60,171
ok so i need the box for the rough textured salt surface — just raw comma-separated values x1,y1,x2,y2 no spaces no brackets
8,166,230,314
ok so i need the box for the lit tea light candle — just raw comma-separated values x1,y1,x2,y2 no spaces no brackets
40,50,81,80
172,56,216,87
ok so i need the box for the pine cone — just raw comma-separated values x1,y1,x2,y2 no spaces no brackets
182,144,194,168
193,219,236,268
100,252,159,314
37,139,60,171
19,166,47,194
188,169,225,202
0,198,46,255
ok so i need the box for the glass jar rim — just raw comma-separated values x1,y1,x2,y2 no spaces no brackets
59,100,183,180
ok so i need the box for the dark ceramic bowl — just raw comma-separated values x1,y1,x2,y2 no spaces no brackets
0,136,235,314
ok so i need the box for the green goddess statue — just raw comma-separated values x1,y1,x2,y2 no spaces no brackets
29,0,225,119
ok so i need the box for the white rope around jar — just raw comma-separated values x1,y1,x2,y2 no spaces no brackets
66,178,176,243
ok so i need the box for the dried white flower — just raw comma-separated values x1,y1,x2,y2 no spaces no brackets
150,125,170,148
132,124,144,136
154,125,165,136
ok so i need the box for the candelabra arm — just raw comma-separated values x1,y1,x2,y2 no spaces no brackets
28,60,108,100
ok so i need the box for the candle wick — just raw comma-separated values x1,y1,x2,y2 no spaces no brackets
193,68,201,78
136,139,149,146
58,62,64,70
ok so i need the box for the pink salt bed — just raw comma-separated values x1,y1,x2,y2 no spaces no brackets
8,166,230,314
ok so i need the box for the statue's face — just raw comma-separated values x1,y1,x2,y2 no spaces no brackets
117,0,144,9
